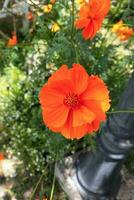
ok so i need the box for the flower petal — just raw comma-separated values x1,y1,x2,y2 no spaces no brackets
92,119,100,131
42,103,69,128
92,19,103,37
82,20,94,40
39,79,74,107
84,100,106,121
88,0,102,18
39,84,63,107
79,5,90,18
96,0,110,18
73,105,95,127
49,80,74,96
87,119,100,133
39,80,73,128
80,76,110,113
61,111,89,139
70,64,89,94
75,18,90,29
81,76,110,102
48,64,70,84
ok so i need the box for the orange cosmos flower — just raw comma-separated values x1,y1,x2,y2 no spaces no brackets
39,64,110,139
75,0,110,40
26,11,34,21
0,153,5,161
50,0,56,4
118,27,133,41
7,32,17,47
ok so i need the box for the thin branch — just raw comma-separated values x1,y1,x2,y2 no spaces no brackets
3,0,10,9
0,30,9,39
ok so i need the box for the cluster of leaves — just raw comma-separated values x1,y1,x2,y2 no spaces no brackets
0,0,134,198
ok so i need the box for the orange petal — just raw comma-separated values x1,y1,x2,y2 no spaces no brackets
91,119,100,131
39,79,74,107
70,64,89,94
84,100,106,121
84,87,110,111
92,19,103,35
49,126,62,133
96,0,110,18
39,84,64,107
48,64,70,84
75,18,89,29
82,20,94,39
42,103,69,128
79,6,90,18
101,101,111,112
87,123,94,133
81,76,110,102
49,80,74,96
39,79,74,128
81,76,110,112
87,119,100,133
73,105,95,127
62,124,88,139
61,111,89,139
88,0,102,18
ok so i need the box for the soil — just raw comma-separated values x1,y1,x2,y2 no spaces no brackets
117,169,134,200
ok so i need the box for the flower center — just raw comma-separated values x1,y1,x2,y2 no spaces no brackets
64,93,80,108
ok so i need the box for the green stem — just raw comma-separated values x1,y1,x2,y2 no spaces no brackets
29,165,48,200
50,174,56,200
70,39,79,63
29,174,44,200
70,0,79,63
0,30,9,40
71,0,75,37
107,110,134,114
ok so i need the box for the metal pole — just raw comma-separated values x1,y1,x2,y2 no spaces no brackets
55,74,134,200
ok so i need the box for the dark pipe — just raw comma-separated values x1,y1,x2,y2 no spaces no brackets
75,74,134,200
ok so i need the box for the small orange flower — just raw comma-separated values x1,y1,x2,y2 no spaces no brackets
39,64,110,139
7,32,17,47
118,27,133,41
75,0,110,40
0,153,5,161
26,11,34,21
50,0,56,4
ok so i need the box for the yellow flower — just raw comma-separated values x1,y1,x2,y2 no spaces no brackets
42,4,52,13
76,0,87,7
111,20,123,33
51,23,60,32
